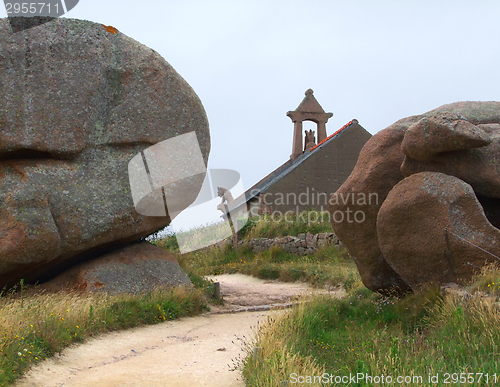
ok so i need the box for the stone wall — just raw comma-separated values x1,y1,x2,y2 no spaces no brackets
218,232,341,255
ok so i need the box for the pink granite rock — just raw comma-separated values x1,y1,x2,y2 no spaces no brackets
331,101,500,295
0,18,210,288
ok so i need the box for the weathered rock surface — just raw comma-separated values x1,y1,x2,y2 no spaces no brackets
329,124,412,295
38,243,192,294
400,122,500,199
378,172,500,289
401,112,492,161
330,101,500,294
0,18,209,288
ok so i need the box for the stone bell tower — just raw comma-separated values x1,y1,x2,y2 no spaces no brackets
287,89,333,160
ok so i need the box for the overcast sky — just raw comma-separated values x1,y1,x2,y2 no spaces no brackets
2,1,500,231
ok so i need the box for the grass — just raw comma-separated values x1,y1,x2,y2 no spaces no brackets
3,211,495,386
151,211,334,252
155,239,358,291
467,263,500,296
243,265,500,386
174,221,234,253
153,212,355,290
237,212,334,240
0,284,207,386
0,211,352,386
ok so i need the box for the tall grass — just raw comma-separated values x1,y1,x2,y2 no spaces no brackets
238,312,326,386
0,286,206,386
237,212,334,240
243,267,500,386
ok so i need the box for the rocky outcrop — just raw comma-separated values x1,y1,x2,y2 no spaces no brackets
38,243,192,294
329,124,412,295
0,18,210,288
401,112,492,161
330,101,500,295
378,172,500,289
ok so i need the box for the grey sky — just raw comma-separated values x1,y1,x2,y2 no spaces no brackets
2,1,500,230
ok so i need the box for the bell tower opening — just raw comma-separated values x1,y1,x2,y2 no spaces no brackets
303,123,317,151
286,89,333,160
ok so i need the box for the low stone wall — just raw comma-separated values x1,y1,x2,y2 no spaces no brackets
218,232,341,256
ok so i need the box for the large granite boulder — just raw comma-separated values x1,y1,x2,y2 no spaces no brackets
38,243,192,294
0,18,210,288
329,123,412,295
330,101,500,294
378,172,500,289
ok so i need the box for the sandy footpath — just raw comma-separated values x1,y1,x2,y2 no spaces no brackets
16,275,340,387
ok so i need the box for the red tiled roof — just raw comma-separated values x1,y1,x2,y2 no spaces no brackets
309,119,355,152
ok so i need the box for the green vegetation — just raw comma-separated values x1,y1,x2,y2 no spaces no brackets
154,212,352,289
0,285,207,386
152,210,334,254
243,267,500,386
0,211,345,385
156,240,357,291
237,212,334,240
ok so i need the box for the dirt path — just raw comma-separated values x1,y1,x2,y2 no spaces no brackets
205,274,329,313
16,275,341,387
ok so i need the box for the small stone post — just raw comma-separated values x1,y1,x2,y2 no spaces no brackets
213,282,221,301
